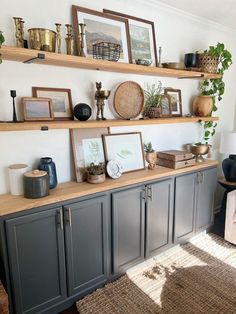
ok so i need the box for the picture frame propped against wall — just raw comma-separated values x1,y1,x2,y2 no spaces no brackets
22,97,54,121
164,88,182,117
72,5,132,63
103,9,158,66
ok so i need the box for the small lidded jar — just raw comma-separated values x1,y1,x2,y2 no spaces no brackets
23,170,49,199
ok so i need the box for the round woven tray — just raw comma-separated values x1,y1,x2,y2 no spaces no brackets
114,81,144,119
198,53,218,73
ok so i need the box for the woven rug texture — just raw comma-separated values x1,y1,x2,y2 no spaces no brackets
77,233,236,314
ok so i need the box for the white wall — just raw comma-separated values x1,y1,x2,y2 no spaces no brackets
0,0,236,194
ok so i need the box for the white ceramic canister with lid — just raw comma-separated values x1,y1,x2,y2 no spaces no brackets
8,164,28,195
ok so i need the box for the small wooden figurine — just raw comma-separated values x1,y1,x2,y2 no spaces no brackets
95,82,110,120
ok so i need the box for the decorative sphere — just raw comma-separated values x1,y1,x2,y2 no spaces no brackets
73,103,92,121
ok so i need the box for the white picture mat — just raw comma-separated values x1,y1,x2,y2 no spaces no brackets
168,91,181,115
82,138,105,166
77,11,129,63
104,133,145,172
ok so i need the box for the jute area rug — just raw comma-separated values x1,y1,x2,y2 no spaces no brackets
77,233,236,314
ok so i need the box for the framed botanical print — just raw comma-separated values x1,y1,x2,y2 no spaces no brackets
72,5,132,63
102,132,145,173
103,9,158,66
32,87,73,120
164,88,182,117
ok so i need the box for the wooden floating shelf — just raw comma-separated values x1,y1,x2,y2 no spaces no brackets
0,46,222,79
0,117,219,132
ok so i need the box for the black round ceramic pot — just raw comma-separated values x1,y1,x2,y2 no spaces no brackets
184,53,199,68
74,103,92,121
222,155,236,182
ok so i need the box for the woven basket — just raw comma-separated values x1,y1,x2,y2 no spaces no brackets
146,107,162,118
198,53,219,73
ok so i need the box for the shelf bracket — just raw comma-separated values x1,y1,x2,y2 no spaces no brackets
41,126,49,131
23,53,45,64
178,74,204,79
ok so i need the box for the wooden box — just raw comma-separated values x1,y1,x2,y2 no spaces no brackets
157,157,196,169
157,150,193,161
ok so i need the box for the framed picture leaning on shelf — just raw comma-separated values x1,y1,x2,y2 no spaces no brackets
103,9,158,66
164,88,182,117
102,132,145,173
32,87,73,120
72,5,132,63
22,97,54,121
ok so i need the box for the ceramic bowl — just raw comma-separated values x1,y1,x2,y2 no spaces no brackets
135,59,152,66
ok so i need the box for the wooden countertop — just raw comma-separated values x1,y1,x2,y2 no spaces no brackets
0,160,218,217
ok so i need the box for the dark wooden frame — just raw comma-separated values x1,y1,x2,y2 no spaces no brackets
22,97,54,121
32,87,73,120
103,9,158,66
164,88,182,117
72,5,132,63
159,94,172,117
102,132,145,173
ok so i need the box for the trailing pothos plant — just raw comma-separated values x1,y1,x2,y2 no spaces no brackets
199,43,232,143
0,31,5,64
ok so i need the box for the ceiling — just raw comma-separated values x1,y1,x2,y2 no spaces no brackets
156,0,236,30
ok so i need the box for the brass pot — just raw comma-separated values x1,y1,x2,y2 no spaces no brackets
28,28,56,52
192,95,213,117
190,144,209,163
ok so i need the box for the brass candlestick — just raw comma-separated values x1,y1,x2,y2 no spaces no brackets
65,24,74,55
13,17,24,47
55,23,62,53
78,23,86,57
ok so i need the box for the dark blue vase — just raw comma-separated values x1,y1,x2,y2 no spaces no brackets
38,157,57,189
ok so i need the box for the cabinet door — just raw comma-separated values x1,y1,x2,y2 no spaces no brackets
195,168,217,231
146,179,173,258
112,186,145,274
64,195,109,296
6,208,66,314
174,173,196,243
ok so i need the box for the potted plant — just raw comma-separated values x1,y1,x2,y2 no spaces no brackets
193,43,232,143
144,142,157,169
0,31,5,64
143,81,164,118
86,162,106,184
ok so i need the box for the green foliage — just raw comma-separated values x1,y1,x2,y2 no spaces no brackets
0,31,5,64
143,81,163,115
199,43,232,143
86,162,105,175
144,142,154,153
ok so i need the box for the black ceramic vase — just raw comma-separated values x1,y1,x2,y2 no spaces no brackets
74,103,92,121
222,155,236,182
38,157,58,189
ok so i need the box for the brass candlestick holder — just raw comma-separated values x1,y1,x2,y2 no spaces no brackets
65,24,74,55
95,82,111,120
78,23,86,57
13,17,24,47
55,23,61,53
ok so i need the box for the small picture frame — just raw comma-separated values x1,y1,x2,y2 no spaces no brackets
22,97,54,121
72,5,132,63
102,132,145,173
159,95,172,117
32,87,73,120
164,88,182,117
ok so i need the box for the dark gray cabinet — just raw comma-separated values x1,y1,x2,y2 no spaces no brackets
5,208,67,314
112,186,145,274
195,168,217,231
174,173,196,243
64,195,109,296
145,179,173,258
174,168,217,243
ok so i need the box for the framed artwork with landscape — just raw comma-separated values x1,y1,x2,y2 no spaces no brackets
22,97,54,121
72,5,132,63
103,9,158,66
102,132,145,173
32,87,73,120
164,88,182,117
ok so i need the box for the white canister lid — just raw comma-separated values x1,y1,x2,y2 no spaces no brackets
8,164,28,170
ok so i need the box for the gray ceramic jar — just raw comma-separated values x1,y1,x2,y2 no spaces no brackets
23,170,49,199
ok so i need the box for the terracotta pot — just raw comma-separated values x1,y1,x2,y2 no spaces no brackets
145,152,157,169
192,96,213,117
87,173,106,184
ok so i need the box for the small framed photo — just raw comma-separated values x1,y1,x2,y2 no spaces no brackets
71,128,109,182
164,88,182,117
102,132,145,173
32,87,73,120
72,5,132,63
22,97,54,121
160,95,172,117
103,9,158,66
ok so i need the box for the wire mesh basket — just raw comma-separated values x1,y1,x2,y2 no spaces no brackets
92,42,121,62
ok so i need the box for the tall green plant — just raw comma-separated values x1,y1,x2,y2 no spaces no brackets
0,31,5,64
199,43,232,143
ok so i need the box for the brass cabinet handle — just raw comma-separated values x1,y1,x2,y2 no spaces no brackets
65,207,72,227
141,188,146,200
147,186,152,201
57,209,63,230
